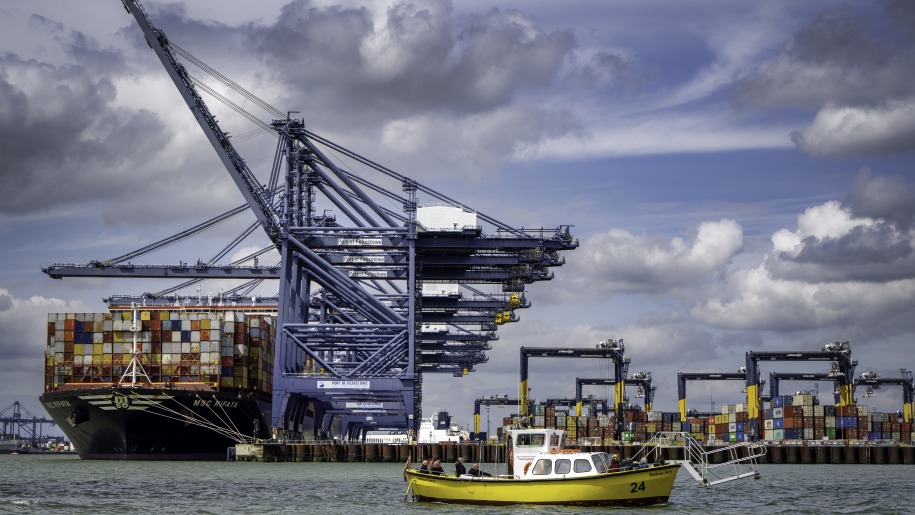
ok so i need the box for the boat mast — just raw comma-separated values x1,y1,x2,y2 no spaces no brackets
119,302,151,386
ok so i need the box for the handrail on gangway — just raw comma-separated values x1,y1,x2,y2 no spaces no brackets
633,431,765,487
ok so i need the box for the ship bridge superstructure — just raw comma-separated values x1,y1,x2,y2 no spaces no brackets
42,0,577,439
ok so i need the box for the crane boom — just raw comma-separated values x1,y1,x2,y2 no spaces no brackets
121,0,281,241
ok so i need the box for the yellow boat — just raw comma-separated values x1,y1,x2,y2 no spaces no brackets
404,428,680,506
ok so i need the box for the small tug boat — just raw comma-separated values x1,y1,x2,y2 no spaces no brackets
404,427,680,506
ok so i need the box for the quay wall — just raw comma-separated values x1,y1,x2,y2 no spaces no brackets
233,441,915,464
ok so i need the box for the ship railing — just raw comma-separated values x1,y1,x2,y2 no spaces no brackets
636,431,765,487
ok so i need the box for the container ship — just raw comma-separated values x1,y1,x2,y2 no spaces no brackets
39,303,287,460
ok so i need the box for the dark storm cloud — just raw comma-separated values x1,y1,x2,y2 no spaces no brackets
30,14,127,75
246,0,577,117
734,3,915,157
0,52,169,215
767,224,915,283
734,5,915,109
845,169,915,229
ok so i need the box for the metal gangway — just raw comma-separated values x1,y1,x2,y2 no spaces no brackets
634,431,765,487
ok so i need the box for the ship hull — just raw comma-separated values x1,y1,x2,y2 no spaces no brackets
40,386,271,460
405,464,681,506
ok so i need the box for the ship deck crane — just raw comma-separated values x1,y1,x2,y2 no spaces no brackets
855,370,914,422
55,0,580,439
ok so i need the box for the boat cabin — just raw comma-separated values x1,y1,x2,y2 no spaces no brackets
507,428,612,478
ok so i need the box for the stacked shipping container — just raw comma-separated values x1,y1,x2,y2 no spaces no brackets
503,400,911,445
44,308,275,400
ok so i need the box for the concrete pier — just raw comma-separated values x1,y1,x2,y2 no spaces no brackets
232,441,915,464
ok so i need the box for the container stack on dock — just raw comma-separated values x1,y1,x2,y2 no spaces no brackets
44,308,274,400
761,394,912,443
499,398,911,446
706,403,749,443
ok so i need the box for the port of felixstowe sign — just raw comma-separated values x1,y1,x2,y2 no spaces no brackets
317,380,371,389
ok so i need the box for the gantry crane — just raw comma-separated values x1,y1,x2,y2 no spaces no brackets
575,372,655,415
745,342,857,439
472,395,533,434
677,370,747,422
519,340,629,435
767,371,840,404
855,370,914,422
43,0,576,438
1,402,56,447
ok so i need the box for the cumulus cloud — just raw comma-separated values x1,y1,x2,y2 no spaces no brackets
565,219,743,295
0,288,90,369
733,4,915,156
692,264,915,332
791,100,915,156
766,172,915,283
695,172,915,330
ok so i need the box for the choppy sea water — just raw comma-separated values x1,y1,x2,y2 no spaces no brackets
1,454,913,514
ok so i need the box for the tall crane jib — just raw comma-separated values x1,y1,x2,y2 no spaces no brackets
105,0,579,439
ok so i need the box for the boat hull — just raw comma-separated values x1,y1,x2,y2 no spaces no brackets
39,386,271,460
405,464,681,506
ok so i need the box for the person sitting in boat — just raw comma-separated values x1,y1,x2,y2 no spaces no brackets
468,463,491,477
454,457,467,476
430,459,446,475
608,454,621,472
419,459,430,473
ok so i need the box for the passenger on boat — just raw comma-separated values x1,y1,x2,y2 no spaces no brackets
419,459,430,473
468,463,491,477
430,459,446,475
454,457,467,476
608,454,621,472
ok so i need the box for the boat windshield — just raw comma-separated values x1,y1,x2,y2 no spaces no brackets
593,453,609,472
515,433,546,447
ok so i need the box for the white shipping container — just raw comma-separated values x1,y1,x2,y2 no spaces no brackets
417,205,477,232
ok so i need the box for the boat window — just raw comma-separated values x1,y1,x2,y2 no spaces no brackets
574,459,593,473
554,459,571,474
531,459,552,475
516,433,545,447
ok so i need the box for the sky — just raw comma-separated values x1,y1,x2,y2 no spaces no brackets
1,0,914,435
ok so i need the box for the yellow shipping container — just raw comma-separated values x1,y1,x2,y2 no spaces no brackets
74,344,84,354
200,318,210,330
140,311,151,321
93,344,103,355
